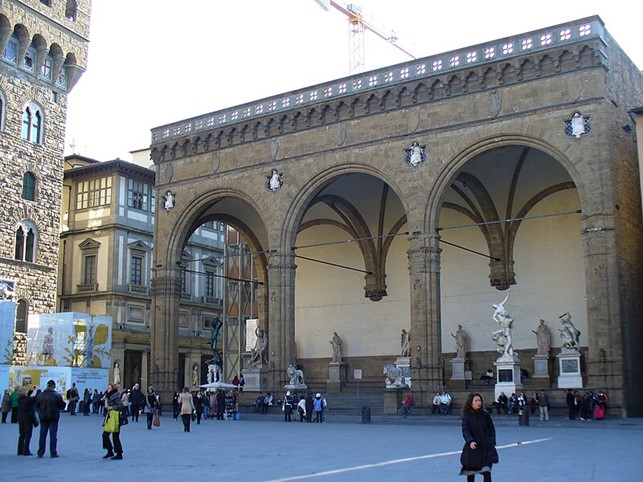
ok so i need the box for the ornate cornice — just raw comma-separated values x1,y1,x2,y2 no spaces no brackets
151,17,606,161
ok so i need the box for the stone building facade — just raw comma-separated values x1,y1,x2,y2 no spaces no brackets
59,154,227,390
0,0,90,328
149,17,642,414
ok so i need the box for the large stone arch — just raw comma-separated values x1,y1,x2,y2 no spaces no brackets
151,188,271,399
423,132,627,403
277,163,415,385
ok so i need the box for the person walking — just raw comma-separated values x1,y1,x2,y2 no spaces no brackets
193,391,204,424
537,390,549,421
35,379,65,458
283,391,294,422
101,383,124,459
566,389,576,420
144,386,159,430
10,387,19,423
459,393,499,482
82,388,91,416
216,389,226,420
1,388,11,423
129,383,144,422
313,393,326,423
179,387,195,432
305,392,314,423
16,387,37,456
297,395,307,422
66,383,79,416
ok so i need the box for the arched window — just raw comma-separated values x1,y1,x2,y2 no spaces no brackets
65,0,78,21
15,221,37,262
22,172,36,201
21,104,43,144
16,300,29,333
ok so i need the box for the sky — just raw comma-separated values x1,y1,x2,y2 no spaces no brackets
64,0,643,162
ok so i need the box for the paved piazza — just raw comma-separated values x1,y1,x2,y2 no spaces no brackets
1,411,642,481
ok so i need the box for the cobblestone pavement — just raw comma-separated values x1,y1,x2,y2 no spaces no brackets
1,410,642,481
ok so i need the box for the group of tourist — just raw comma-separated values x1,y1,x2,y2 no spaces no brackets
279,391,327,423
431,390,453,415
565,389,608,421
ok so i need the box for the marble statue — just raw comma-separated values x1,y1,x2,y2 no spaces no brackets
451,324,467,358
192,364,199,387
84,325,95,367
287,364,305,385
330,332,342,363
492,293,514,357
558,312,580,350
532,319,551,355
383,364,409,387
400,329,411,357
210,317,223,352
248,325,268,367
113,361,121,386
42,326,54,361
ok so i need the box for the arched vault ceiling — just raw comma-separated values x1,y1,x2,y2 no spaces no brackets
298,173,407,301
195,197,269,251
440,146,577,290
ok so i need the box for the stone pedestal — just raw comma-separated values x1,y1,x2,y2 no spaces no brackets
383,388,404,415
326,362,346,393
532,354,550,379
494,353,522,400
242,365,269,392
450,357,471,381
557,349,583,388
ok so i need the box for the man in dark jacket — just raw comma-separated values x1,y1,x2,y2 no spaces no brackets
129,384,144,422
35,380,66,458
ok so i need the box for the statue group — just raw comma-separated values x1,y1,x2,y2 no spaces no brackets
558,312,581,350
491,294,514,357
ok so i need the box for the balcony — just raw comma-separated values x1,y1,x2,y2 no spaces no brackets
180,292,192,301
127,284,149,295
77,283,98,293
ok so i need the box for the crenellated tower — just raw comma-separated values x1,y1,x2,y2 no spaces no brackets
0,0,91,328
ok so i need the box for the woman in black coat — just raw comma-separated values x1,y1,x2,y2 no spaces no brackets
16,387,37,455
459,393,499,482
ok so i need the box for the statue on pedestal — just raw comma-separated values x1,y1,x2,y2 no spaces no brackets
247,325,268,367
492,293,514,357
558,312,580,350
400,329,411,357
451,324,467,359
287,364,305,386
330,332,342,363
532,319,551,355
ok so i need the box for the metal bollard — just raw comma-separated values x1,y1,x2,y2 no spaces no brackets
361,406,371,424
518,408,529,426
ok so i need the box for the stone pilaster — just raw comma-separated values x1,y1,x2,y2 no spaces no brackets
579,215,623,391
150,270,181,407
267,251,297,389
407,233,443,399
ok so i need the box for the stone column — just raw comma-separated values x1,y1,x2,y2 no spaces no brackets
267,251,297,389
408,233,443,400
150,268,181,409
580,216,623,393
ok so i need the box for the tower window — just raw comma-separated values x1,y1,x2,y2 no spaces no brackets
21,104,43,144
22,172,36,201
15,222,37,263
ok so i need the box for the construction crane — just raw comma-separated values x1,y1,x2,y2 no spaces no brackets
314,0,416,74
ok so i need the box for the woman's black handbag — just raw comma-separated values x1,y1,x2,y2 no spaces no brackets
119,410,128,426
460,443,485,471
